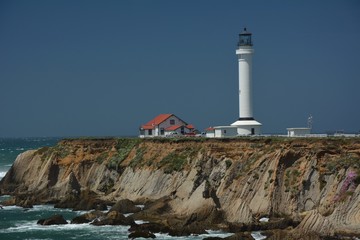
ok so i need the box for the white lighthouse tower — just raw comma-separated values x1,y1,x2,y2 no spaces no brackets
231,28,262,135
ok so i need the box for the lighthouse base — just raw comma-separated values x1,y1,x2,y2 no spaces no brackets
231,119,262,135
211,119,262,138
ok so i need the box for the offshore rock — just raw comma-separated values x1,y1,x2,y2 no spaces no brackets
91,210,135,226
128,230,156,239
37,214,68,225
1,137,360,238
128,222,171,235
71,210,105,224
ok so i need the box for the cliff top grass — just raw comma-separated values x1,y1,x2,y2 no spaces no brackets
58,136,360,145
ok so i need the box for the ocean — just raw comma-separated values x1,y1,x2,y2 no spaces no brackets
0,138,266,240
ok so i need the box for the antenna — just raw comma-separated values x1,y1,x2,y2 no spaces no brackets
307,115,313,129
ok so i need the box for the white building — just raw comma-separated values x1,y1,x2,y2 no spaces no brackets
214,126,238,138
205,127,215,138
287,116,313,137
139,114,195,138
211,28,262,137
287,128,311,137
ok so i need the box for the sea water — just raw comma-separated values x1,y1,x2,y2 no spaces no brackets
0,138,265,239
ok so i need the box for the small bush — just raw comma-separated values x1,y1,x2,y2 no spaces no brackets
158,151,187,174
225,159,232,169
97,152,109,164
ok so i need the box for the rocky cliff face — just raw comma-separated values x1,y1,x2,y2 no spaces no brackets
1,137,360,238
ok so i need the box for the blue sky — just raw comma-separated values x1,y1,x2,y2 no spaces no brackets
1,0,359,137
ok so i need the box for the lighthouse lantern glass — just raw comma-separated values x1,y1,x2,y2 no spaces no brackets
238,34,252,46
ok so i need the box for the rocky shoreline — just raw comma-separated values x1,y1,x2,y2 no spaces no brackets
1,137,360,239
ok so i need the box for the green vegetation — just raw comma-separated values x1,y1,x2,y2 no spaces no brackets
115,138,141,160
35,146,54,161
35,146,50,156
158,151,188,174
107,155,119,171
238,152,261,177
284,168,301,196
129,147,146,168
225,159,232,169
96,152,109,164
37,144,71,160
321,153,360,175
106,138,141,170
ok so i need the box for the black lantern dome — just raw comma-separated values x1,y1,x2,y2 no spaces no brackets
238,27,253,46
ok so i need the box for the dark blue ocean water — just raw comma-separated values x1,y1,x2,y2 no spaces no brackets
0,138,264,240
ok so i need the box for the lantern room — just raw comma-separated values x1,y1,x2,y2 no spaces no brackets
238,27,253,46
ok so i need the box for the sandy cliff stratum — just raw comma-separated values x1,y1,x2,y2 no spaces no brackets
1,137,360,238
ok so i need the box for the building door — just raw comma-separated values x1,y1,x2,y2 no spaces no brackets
181,126,185,134
251,128,255,135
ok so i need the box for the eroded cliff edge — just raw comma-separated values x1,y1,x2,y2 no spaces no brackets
1,137,360,238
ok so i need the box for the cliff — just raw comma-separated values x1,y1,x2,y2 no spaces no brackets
1,137,360,238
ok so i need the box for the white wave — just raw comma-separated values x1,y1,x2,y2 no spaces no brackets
251,231,267,240
0,205,23,211
28,205,56,212
15,148,25,151
154,230,234,240
3,221,92,233
1,220,130,235
134,230,233,240
4,164,13,167
0,171,7,179
136,204,145,210
154,233,186,239
203,230,233,238
134,220,149,224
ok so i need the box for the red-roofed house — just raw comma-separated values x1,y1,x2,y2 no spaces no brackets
205,127,215,138
139,114,195,138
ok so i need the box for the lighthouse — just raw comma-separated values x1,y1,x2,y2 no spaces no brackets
231,28,262,135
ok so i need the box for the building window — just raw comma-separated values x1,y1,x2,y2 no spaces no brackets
140,129,145,135
160,128,164,135
170,119,175,125
224,130,227,134
148,129,152,135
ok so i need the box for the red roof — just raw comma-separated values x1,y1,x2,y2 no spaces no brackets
165,125,182,131
186,124,195,129
166,124,195,131
142,125,155,130
141,114,173,129
205,127,215,131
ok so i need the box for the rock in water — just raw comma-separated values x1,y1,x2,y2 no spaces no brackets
37,214,68,225
91,211,135,226
71,210,105,224
128,230,156,239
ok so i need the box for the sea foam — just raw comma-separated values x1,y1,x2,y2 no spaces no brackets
251,231,267,240
0,171,7,180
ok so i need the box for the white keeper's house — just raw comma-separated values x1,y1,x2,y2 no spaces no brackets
139,114,195,138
